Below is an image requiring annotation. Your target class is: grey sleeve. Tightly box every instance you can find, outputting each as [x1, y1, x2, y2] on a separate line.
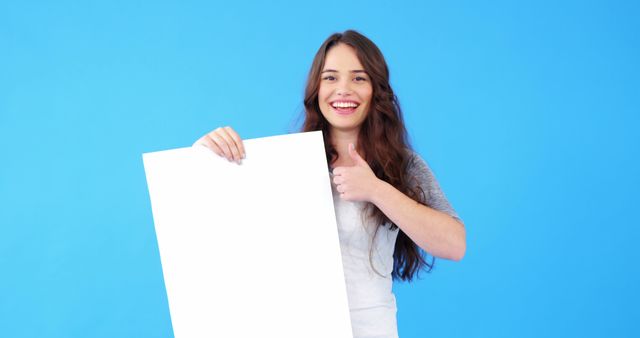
[406, 151, 463, 224]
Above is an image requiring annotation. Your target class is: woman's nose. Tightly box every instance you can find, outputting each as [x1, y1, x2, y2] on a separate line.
[336, 80, 353, 96]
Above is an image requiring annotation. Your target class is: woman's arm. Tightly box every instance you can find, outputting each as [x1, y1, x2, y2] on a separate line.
[332, 143, 466, 261]
[371, 180, 466, 261]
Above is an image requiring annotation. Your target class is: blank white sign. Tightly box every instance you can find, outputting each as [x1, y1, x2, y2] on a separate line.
[143, 131, 353, 338]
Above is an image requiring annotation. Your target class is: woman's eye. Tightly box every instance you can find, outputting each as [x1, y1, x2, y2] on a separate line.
[323, 76, 336, 81]
[354, 76, 367, 82]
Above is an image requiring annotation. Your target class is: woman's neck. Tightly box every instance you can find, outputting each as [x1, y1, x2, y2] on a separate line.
[330, 128, 359, 168]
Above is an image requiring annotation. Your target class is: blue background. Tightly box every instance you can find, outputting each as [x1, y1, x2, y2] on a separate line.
[1, 1, 639, 337]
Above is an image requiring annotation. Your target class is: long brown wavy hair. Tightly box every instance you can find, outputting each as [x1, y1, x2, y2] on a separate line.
[302, 30, 434, 281]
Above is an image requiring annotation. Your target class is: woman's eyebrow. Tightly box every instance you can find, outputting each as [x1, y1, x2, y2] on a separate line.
[321, 69, 367, 73]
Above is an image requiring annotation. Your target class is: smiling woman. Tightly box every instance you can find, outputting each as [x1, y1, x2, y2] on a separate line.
[194, 30, 466, 338]
[317, 43, 373, 132]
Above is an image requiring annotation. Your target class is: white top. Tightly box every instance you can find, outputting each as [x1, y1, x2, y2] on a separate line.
[330, 173, 400, 338]
[329, 151, 461, 338]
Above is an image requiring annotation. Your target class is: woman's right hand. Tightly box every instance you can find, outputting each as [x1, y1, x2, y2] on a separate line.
[193, 126, 246, 164]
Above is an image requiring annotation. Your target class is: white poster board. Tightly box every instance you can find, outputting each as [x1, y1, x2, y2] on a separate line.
[142, 131, 353, 338]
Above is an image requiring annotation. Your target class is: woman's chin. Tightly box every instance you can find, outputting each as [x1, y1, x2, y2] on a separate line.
[328, 120, 363, 133]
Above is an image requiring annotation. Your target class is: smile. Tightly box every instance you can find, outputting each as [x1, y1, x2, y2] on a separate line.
[330, 100, 360, 115]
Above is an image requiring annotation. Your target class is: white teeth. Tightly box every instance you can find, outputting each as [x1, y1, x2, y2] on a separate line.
[331, 101, 358, 108]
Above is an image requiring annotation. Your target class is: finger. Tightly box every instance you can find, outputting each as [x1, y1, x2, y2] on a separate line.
[348, 143, 367, 166]
[217, 127, 242, 163]
[336, 184, 345, 193]
[332, 167, 344, 176]
[198, 136, 224, 157]
[333, 176, 344, 185]
[207, 130, 234, 161]
[224, 126, 245, 159]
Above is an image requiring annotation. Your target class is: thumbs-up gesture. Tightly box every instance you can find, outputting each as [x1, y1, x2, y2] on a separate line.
[332, 143, 382, 202]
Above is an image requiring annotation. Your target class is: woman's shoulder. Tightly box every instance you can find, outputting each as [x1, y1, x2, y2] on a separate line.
[402, 148, 462, 221]
[402, 148, 441, 196]
[403, 148, 431, 176]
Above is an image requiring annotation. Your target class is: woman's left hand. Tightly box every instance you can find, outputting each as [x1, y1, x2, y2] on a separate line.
[332, 143, 383, 202]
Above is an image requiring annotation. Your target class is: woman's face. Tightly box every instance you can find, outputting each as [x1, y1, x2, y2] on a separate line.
[318, 43, 373, 134]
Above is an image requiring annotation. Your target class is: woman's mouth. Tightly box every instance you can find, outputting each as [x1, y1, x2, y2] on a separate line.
[330, 100, 360, 115]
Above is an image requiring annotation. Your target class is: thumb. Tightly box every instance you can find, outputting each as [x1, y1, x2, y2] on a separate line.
[348, 143, 367, 166]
